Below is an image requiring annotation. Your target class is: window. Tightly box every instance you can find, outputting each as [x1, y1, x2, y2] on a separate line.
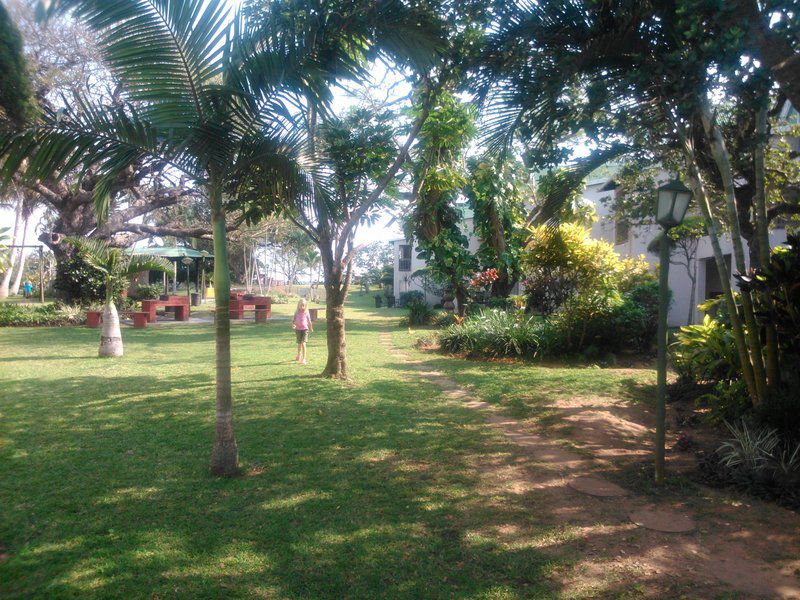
[399, 244, 411, 272]
[615, 219, 630, 245]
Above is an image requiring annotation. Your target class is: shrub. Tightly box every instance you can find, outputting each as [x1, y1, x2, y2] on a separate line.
[53, 253, 109, 305]
[0, 303, 85, 327]
[439, 309, 542, 358]
[701, 420, 800, 509]
[672, 315, 740, 383]
[431, 311, 458, 328]
[522, 223, 652, 316]
[399, 300, 435, 326]
[398, 290, 425, 308]
[270, 292, 290, 304]
[135, 283, 162, 300]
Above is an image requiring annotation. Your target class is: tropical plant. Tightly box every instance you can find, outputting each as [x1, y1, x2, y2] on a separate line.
[464, 157, 528, 297]
[672, 315, 741, 384]
[407, 92, 477, 317]
[66, 237, 170, 357]
[471, 0, 800, 408]
[1, 0, 312, 476]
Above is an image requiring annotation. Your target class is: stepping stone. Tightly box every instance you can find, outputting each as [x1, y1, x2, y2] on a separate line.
[568, 476, 628, 497]
[629, 507, 695, 533]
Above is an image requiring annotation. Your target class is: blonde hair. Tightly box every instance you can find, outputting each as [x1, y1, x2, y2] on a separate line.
[296, 298, 308, 313]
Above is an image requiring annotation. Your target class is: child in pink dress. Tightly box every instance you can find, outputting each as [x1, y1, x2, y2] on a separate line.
[292, 298, 314, 364]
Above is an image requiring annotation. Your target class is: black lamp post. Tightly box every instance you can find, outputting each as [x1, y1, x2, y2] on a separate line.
[654, 179, 692, 485]
[181, 256, 193, 301]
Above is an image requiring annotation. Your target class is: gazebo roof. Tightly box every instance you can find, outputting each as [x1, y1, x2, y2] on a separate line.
[132, 246, 212, 259]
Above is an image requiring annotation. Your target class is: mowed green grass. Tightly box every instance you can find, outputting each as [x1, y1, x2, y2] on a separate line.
[0, 295, 562, 599]
[391, 328, 656, 426]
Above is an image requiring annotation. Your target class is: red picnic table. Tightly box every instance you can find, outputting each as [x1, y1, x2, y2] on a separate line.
[141, 295, 190, 323]
[229, 293, 272, 322]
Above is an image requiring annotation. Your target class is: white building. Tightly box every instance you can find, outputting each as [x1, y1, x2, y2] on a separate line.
[391, 207, 480, 305]
[586, 177, 788, 326]
[392, 181, 789, 326]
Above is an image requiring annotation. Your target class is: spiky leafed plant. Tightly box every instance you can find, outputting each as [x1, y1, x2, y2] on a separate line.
[66, 237, 170, 357]
[0, 0, 314, 476]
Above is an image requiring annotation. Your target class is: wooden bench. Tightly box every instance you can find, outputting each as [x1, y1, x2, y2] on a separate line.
[86, 310, 150, 329]
[141, 295, 190, 323]
[229, 294, 272, 321]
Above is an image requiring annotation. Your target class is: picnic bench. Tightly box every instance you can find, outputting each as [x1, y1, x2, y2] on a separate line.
[141, 295, 190, 323]
[86, 310, 150, 329]
[229, 293, 272, 321]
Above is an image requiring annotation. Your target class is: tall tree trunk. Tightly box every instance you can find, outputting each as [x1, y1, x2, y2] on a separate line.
[680, 133, 760, 403]
[753, 101, 780, 390]
[10, 214, 29, 296]
[99, 299, 123, 357]
[454, 283, 468, 318]
[687, 260, 697, 326]
[209, 189, 238, 477]
[700, 101, 768, 404]
[0, 196, 23, 298]
[322, 268, 348, 379]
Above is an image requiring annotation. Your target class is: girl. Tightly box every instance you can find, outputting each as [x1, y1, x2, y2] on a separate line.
[292, 298, 313, 364]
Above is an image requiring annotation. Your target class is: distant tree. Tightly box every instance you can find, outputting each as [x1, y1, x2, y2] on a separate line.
[648, 216, 706, 325]
[354, 241, 393, 293]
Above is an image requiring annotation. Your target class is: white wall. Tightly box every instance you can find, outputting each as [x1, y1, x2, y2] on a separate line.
[587, 176, 788, 327]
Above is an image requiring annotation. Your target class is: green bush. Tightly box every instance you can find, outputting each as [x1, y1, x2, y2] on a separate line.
[53, 253, 109, 305]
[439, 309, 543, 358]
[702, 420, 800, 509]
[270, 292, 290, 304]
[399, 300, 435, 327]
[672, 315, 740, 383]
[0, 303, 85, 327]
[136, 283, 162, 300]
[398, 290, 425, 308]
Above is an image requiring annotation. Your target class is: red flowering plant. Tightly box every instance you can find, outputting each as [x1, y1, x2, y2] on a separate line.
[468, 268, 499, 302]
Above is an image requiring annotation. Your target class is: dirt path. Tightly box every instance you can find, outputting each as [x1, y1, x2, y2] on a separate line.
[379, 331, 800, 599]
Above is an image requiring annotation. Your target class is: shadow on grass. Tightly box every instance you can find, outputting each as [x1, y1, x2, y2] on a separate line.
[0, 364, 558, 599]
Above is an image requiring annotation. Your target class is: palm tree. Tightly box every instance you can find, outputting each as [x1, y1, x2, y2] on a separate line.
[66, 237, 170, 357]
[1, 0, 313, 476]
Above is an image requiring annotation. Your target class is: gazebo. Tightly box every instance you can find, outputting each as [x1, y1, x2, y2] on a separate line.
[131, 246, 213, 301]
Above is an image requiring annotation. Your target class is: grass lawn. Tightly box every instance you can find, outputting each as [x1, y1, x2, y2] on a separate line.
[391, 327, 657, 425]
[1, 294, 567, 599]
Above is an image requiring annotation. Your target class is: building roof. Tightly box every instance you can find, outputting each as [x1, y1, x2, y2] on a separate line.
[132, 246, 212, 259]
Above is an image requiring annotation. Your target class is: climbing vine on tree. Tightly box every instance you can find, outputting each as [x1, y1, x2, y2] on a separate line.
[407, 92, 477, 315]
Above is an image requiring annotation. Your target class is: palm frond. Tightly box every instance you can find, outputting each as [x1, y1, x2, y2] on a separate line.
[531, 143, 633, 228]
[39, 0, 231, 126]
[63, 236, 112, 274]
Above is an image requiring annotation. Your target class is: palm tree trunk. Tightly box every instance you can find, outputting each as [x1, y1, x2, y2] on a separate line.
[99, 299, 123, 357]
[209, 189, 239, 477]
[10, 214, 29, 296]
[700, 101, 768, 404]
[688, 260, 697, 326]
[0, 196, 23, 299]
[753, 101, 780, 390]
[680, 134, 760, 403]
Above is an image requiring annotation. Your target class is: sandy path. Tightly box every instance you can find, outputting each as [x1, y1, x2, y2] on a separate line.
[379, 330, 800, 599]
